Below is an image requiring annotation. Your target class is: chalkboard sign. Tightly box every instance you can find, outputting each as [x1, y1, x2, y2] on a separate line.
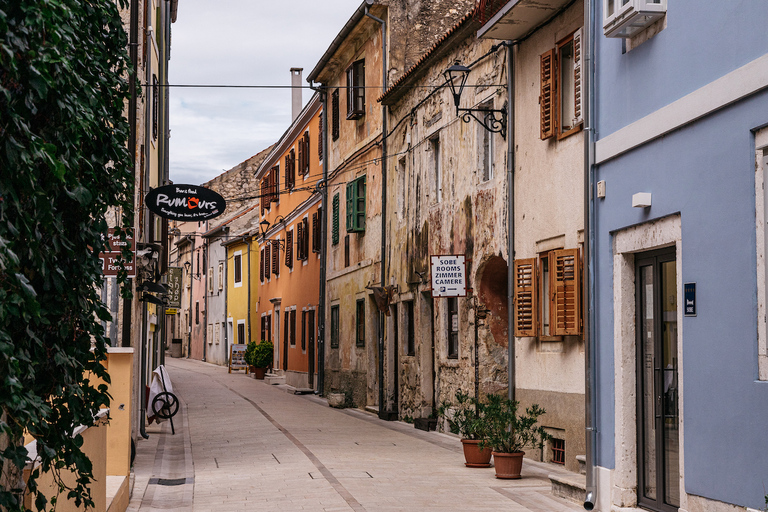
[229, 344, 248, 374]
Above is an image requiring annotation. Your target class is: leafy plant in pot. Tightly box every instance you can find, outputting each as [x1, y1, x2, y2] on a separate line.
[438, 390, 491, 467]
[480, 393, 550, 479]
[244, 340, 273, 379]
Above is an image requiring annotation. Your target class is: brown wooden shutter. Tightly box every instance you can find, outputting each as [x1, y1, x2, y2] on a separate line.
[303, 131, 310, 175]
[551, 248, 581, 336]
[271, 166, 279, 203]
[514, 258, 538, 337]
[297, 142, 304, 183]
[265, 243, 271, 279]
[318, 114, 323, 160]
[302, 217, 309, 260]
[260, 248, 265, 282]
[272, 240, 279, 276]
[312, 210, 320, 253]
[297, 220, 304, 261]
[286, 230, 293, 268]
[573, 28, 583, 126]
[285, 154, 293, 190]
[540, 49, 555, 140]
[331, 89, 340, 140]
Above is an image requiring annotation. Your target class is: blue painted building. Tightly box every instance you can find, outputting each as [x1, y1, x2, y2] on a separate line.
[591, 1, 768, 511]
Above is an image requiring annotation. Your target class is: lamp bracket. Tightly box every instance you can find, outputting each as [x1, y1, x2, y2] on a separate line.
[457, 105, 507, 139]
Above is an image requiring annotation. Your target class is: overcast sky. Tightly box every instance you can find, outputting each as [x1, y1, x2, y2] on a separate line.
[168, 0, 361, 186]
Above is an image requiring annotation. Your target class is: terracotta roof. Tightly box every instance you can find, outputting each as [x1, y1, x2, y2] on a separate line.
[202, 203, 259, 238]
[377, 7, 479, 104]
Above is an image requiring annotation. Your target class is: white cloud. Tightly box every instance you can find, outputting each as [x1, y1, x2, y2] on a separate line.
[169, 0, 361, 185]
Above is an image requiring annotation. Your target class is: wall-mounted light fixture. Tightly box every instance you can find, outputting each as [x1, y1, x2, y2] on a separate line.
[259, 216, 286, 249]
[444, 62, 507, 139]
[182, 260, 201, 281]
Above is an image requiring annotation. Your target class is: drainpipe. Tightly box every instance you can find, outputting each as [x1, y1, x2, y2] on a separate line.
[308, 84, 328, 395]
[139, 298, 149, 439]
[124, 0, 139, 349]
[583, 0, 597, 509]
[187, 236, 195, 357]
[247, 236, 252, 345]
[223, 232, 229, 364]
[203, 236, 208, 362]
[365, 4, 389, 420]
[506, 41, 516, 402]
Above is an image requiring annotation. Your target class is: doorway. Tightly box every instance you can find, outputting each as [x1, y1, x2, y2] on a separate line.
[635, 248, 679, 512]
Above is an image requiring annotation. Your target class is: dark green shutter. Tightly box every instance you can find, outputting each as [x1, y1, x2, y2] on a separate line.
[356, 176, 366, 232]
[346, 181, 355, 232]
[332, 193, 340, 245]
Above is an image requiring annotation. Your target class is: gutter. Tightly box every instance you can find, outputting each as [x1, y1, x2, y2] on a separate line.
[365, 4, 390, 420]
[307, 3, 369, 83]
[583, 0, 597, 508]
[506, 42, 516, 402]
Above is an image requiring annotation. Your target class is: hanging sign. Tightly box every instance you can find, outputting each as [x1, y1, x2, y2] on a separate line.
[430, 255, 467, 298]
[145, 184, 226, 221]
[166, 267, 182, 308]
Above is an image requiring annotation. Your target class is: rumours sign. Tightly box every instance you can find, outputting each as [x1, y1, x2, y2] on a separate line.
[145, 184, 226, 221]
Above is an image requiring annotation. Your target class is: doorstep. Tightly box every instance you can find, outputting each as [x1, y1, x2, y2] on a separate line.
[549, 470, 587, 505]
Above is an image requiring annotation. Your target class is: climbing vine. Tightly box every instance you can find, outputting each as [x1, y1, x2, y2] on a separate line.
[0, 0, 133, 510]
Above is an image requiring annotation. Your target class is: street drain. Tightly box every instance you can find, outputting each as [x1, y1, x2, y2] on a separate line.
[148, 477, 193, 486]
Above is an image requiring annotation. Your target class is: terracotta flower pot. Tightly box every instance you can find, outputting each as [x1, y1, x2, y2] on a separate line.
[461, 439, 492, 467]
[251, 367, 266, 379]
[492, 451, 525, 479]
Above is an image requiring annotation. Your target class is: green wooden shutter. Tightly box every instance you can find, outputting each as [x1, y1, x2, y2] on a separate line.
[332, 193, 339, 245]
[346, 181, 355, 232]
[356, 176, 366, 232]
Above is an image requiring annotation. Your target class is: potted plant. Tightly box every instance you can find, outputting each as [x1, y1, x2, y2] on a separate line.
[480, 393, 550, 479]
[245, 340, 273, 379]
[438, 390, 491, 467]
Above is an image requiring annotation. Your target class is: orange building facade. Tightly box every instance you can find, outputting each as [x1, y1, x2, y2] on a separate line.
[255, 92, 323, 390]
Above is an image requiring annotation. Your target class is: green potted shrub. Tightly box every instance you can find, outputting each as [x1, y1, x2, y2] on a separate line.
[438, 390, 491, 467]
[245, 340, 273, 379]
[480, 393, 550, 479]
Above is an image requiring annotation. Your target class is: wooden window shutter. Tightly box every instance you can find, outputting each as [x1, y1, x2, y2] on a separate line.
[297, 220, 304, 260]
[271, 166, 279, 203]
[302, 217, 309, 260]
[261, 178, 268, 214]
[285, 153, 293, 190]
[514, 258, 538, 337]
[260, 248, 265, 282]
[297, 143, 304, 183]
[303, 131, 310, 175]
[265, 243, 271, 279]
[272, 241, 279, 276]
[332, 193, 340, 245]
[540, 49, 555, 140]
[572, 28, 583, 126]
[356, 176, 366, 232]
[318, 115, 323, 160]
[346, 181, 355, 232]
[331, 89, 340, 141]
[312, 210, 320, 253]
[286, 230, 293, 268]
[551, 248, 581, 336]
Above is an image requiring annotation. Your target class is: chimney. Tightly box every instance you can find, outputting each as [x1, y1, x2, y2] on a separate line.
[290, 68, 303, 121]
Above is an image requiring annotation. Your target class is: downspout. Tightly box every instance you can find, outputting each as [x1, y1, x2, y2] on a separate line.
[247, 236, 252, 345]
[139, 298, 149, 438]
[223, 233, 228, 364]
[124, 0, 139, 348]
[506, 42, 516, 402]
[203, 235, 208, 362]
[188, 236, 195, 357]
[308, 84, 328, 396]
[365, 5, 389, 420]
[163, 0, 171, 186]
[583, 0, 597, 508]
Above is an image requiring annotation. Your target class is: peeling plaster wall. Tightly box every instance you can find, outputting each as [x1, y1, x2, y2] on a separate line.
[383, 31, 510, 420]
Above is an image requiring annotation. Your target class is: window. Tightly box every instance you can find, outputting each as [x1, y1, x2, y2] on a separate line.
[265, 244, 271, 280]
[218, 262, 223, 290]
[301, 131, 310, 176]
[312, 209, 321, 254]
[260, 314, 272, 343]
[431, 137, 442, 203]
[332, 193, 340, 245]
[346, 59, 365, 120]
[234, 251, 242, 287]
[208, 267, 213, 293]
[551, 438, 566, 465]
[285, 230, 294, 269]
[346, 175, 366, 233]
[344, 234, 350, 268]
[330, 305, 340, 349]
[356, 299, 365, 347]
[195, 301, 199, 325]
[286, 150, 295, 190]
[603, 0, 666, 38]
[290, 309, 296, 346]
[237, 321, 246, 344]
[513, 248, 582, 337]
[331, 89, 340, 141]
[447, 297, 458, 358]
[301, 310, 307, 351]
[297, 217, 309, 261]
[540, 29, 583, 140]
[480, 103, 494, 181]
[260, 248, 265, 282]
[405, 301, 415, 356]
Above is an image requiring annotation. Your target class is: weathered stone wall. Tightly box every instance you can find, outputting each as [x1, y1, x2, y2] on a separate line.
[203, 144, 274, 213]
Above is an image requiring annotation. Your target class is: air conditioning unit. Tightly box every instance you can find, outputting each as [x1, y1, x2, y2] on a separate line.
[604, 0, 666, 38]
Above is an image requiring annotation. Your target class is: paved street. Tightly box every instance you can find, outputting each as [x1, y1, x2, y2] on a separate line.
[128, 358, 583, 512]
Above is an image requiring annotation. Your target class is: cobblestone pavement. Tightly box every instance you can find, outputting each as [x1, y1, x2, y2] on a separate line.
[128, 358, 584, 512]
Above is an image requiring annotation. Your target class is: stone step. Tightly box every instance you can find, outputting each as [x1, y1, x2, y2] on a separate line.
[576, 454, 586, 475]
[264, 373, 285, 385]
[549, 471, 587, 505]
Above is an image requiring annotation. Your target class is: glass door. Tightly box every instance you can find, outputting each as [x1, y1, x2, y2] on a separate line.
[636, 249, 679, 512]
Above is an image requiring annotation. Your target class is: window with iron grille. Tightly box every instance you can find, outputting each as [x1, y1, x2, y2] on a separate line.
[331, 89, 339, 141]
[332, 193, 340, 245]
[330, 305, 339, 349]
[551, 438, 565, 465]
[346, 59, 365, 120]
[356, 299, 365, 347]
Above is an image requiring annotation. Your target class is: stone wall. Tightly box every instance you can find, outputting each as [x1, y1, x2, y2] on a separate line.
[203, 144, 274, 213]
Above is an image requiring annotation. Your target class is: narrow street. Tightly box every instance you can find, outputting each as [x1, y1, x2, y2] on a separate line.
[127, 358, 583, 512]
